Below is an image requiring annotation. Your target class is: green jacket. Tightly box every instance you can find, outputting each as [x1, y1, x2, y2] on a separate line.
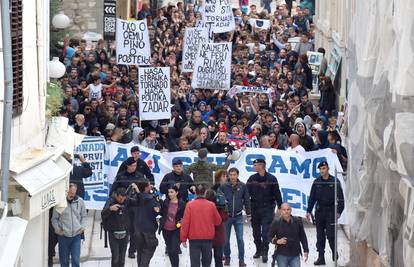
[185, 159, 231, 188]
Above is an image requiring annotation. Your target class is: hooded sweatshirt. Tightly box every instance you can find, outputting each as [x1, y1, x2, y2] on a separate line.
[294, 122, 315, 151]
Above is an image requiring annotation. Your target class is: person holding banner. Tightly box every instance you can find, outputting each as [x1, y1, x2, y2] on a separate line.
[246, 158, 283, 263]
[70, 154, 93, 199]
[306, 161, 345, 265]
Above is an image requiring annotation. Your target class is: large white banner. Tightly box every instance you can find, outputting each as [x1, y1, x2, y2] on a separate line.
[138, 67, 170, 120]
[116, 19, 151, 65]
[203, 0, 235, 33]
[191, 42, 232, 90]
[103, 143, 346, 223]
[73, 136, 107, 209]
[182, 27, 209, 73]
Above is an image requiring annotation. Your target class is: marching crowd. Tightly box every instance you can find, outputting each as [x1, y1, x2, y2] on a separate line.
[50, 0, 348, 267]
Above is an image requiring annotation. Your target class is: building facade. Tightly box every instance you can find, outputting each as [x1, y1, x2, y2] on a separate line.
[0, 0, 78, 266]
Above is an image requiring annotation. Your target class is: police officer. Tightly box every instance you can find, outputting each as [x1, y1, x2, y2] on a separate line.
[185, 148, 231, 188]
[112, 157, 141, 259]
[159, 159, 195, 202]
[306, 161, 345, 265]
[117, 146, 154, 185]
[246, 158, 283, 263]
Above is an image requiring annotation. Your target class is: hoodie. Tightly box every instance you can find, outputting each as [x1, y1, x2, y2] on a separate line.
[294, 121, 315, 151]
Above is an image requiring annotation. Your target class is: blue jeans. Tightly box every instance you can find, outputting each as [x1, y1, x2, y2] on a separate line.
[58, 234, 81, 267]
[276, 255, 300, 267]
[224, 215, 244, 260]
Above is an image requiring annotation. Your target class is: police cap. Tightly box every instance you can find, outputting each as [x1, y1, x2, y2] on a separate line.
[317, 161, 329, 168]
[172, 159, 183, 165]
[253, 158, 266, 164]
[125, 157, 136, 166]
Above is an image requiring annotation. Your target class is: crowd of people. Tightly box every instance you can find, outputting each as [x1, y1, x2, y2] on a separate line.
[49, 0, 349, 267]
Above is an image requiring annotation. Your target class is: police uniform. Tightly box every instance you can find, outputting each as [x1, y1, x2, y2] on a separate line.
[246, 159, 283, 262]
[307, 161, 344, 264]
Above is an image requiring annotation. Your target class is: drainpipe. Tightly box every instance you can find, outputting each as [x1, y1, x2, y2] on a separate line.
[0, 0, 14, 202]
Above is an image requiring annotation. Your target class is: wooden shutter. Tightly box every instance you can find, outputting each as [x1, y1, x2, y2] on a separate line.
[10, 0, 23, 115]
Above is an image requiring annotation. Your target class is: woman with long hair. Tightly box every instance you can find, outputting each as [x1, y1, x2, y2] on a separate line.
[159, 186, 186, 267]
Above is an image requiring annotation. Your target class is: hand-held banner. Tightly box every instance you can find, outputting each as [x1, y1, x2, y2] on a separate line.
[182, 27, 209, 73]
[203, 0, 235, 33]
[191, 42, 232, 90]
[116, 19, 151, 65]
[138, 67, 171, 120]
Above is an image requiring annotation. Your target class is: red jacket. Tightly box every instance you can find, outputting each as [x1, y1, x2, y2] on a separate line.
[180, 198, 222, 242]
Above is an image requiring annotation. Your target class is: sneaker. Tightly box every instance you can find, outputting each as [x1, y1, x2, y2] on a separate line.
[224, 258, 230, 266]
[262, 254, 268, 263]
[314, 256, 326, 265]
[253, 251, 261, 259]
[239, 260, 246, 267]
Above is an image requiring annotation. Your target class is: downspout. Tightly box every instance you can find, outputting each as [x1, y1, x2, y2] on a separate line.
[0, 0, 14, 202]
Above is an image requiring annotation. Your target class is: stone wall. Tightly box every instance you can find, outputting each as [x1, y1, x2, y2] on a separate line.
[61, 0, 103, 39]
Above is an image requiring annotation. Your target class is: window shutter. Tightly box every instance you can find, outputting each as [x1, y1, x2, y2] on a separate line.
[10, 0, 23, 115]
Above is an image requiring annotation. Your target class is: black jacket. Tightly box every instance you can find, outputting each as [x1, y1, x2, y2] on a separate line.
[268, 216, 309, 257]
[220, 180, 251, 217]
[307, 175, 345, 214]
[246, 172, 283, 209]
[159, 198, 186, 233]
[101, 197, 130, 232]
[159, 171, 194, 201]
[299, 134, 315, 152]
[69, 162, 93, 199]
[207, 142, 231, 154]
[130, 192, 160, 233]
[111, 170, 140, 195]
[117, 158, 154, 185]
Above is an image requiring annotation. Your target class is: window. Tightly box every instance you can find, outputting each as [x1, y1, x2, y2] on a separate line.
[10, 0, 23, 115]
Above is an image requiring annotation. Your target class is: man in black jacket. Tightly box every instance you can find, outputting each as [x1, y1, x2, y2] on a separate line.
[294, 122, 314, 152]
[268, 203, 309, 267]
[101, 187, 130, 267]
[247, 158, 283, 263]
[130, 178, 161, 267]
[159, 159, 195, 202]
[306, 161, 344, 265]
[221, 168, 251, 267]
[70, 154, 93, 199]
[117, 146, 154, 185]
[208, 131, 231, 154]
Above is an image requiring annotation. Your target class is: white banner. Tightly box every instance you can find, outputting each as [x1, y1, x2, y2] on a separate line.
[116, 19, 151, 65]
[203, 0, 235, 33]
[138, 67, 170, 120]
[103, 143, 346, 223]
[74, 136, 107, 209]
[182, 27, 209, 73]
[227, 85, 272, 98]
[191, 42, 232, 90]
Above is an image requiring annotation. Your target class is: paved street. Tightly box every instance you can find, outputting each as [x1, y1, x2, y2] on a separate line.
[56, 211, 350, 267]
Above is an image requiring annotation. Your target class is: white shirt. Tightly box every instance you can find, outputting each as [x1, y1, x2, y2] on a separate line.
[287, 145, 306, 154]
[88, 83, 102, 100]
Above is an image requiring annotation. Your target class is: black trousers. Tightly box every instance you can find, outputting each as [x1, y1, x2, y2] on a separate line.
[163, 229, 180, 267]
[108, 232, 128, 267]
[128, 208, 136, 254]
[213, 245, 224, 267]
[315, 207, 336, 255]
[251, 205, 274, 255]
[189, 240, 213, 267]
[135, 232, 158, 267]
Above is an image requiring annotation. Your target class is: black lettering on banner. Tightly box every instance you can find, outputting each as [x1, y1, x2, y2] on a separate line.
[139, 68, 170, 117]
[193, 43, 231, 89]
[117, 19, 150, 65]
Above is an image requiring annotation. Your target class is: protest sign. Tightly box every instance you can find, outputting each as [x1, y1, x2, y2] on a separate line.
[138, 67, 170, 120]
[203, 0, 235, 33]
[116, 19, 151, 65]
[227, 85, 272, 98]
[191, 42, 232, 90]
[73, 136, 107, 209]
[103, 144, 347, 223]
[182, 27, 209, 72]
